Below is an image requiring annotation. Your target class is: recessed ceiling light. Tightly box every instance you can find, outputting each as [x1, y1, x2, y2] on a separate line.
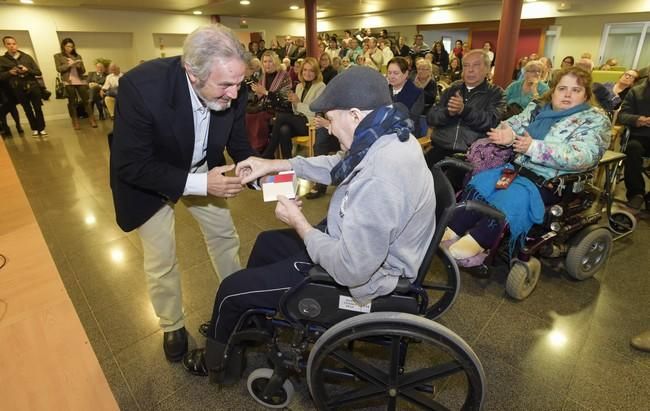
[192, 10, 202, 15]
[289, 5, 299, 10]
[240, 0, 250, 5]
[20, 0, 34, 4]
[431, 6, 441, 10]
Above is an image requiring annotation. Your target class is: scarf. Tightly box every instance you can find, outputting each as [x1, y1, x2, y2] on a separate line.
[413, 75, 432, 89]
[330, 103, 413, 185]
[468, 164, 545, 256]
[526, 103, 589, 140]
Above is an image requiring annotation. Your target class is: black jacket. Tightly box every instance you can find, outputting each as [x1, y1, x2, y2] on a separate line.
[427, 80, 505, 152]
[0, 50, 42, 92]
[617, 78, 650, 138]
[109, 57, 255, 232]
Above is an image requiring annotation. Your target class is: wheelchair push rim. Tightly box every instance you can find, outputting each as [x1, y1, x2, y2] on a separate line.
[307, 312, 485, 411]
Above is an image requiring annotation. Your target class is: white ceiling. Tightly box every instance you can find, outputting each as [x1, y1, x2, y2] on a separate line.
[8, 0, 650, 20]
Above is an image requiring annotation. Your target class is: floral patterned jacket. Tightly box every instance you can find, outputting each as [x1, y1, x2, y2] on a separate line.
[508, 102, 611, 180]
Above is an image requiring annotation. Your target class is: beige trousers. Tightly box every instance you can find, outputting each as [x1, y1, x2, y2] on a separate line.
[137, 194, 242, 332]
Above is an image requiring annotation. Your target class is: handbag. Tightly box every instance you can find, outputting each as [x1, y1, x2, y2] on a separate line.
[55, 76, 66, 99]
[35, 77, 51, 101]
[466, 137, 513, 176]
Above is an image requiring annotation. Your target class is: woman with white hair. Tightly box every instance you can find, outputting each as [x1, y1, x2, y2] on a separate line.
[504, 60, 550, 118]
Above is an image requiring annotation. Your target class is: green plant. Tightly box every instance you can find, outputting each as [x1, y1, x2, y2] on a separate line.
[94, 57, 112, 68]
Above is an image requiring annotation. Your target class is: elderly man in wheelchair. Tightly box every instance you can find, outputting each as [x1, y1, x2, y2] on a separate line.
[182, 67, 486, 409]
[441, 66, 615, 299]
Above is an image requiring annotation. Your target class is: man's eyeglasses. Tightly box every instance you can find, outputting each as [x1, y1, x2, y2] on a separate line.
[623, 72, 638, 79]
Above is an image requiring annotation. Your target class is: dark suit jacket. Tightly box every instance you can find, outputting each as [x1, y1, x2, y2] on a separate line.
[110, 56, 255, 232]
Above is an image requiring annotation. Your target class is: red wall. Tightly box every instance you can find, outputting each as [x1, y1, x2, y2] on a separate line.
[471, 28, 543, 64]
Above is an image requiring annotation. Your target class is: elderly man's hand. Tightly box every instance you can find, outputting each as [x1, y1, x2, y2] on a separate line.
[447, 90, 464, 116]
[275, 196, 313, 238]
[207, 164, 245, 198]
[235, 157, 292, 185]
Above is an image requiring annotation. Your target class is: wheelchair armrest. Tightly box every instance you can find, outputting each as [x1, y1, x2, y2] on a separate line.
[462, 200, 506, 221]
[435, 157, 474, 173]
[546, 170, 595, 186]
[307, 265, 336, 284]
[307, 265, 413, 293]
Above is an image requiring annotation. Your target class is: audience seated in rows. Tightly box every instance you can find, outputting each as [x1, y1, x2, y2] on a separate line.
[262, 57, 327, 160]
[245, 50, 291, 154]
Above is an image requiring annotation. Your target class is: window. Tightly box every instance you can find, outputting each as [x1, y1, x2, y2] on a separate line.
[599, 22, 649, 69]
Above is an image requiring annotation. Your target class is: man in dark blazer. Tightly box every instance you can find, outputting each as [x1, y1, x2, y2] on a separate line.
[110, 24, 256, 362]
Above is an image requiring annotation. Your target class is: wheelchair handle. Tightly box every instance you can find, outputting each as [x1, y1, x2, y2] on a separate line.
[462, 200, 506, 221]
[435, 157, 474, 173]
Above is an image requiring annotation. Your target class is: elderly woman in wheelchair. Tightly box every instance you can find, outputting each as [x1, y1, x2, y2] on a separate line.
[181, 67, 486, 409]
[442, 66, 611, 299]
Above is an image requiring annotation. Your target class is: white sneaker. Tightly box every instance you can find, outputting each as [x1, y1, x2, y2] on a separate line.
[32, 130, 39, 137]
[39, 130, 48, 136]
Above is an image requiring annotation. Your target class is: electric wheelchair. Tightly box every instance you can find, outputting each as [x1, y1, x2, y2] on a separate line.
[214, 164, 488, 410]
[440, 152, 636, 301]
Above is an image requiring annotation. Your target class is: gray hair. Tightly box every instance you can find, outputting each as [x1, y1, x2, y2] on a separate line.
[463, 49, 491, 69]
[182, 24, 251, 87]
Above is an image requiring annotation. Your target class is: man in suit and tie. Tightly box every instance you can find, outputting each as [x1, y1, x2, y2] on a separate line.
[110, 24, 256, 362]
[280, 36, 296, 60]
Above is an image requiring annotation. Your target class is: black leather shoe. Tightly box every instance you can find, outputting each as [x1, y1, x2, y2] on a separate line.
[183, 349, 209, 376]
[163, 327, 188, 362]
[199, 322, 210, 338]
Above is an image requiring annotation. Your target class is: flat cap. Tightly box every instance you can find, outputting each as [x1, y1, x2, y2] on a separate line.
[310, 66, 392, 112]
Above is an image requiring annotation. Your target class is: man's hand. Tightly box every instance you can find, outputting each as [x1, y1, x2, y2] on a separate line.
[207, 164, 244, 198]
[275, 196, 313, 238]
[312, 116, 330, 130]
[235, 157, 292, 185]
[9, 67, 18, 76]
[447, 90, 464, 116]
[636, 116, 650, 127]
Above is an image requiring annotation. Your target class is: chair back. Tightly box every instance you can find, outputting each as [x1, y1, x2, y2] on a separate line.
[414, 164, 456, 286]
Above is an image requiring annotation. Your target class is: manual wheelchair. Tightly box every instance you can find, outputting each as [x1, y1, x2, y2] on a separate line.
[213, 164, 488, 410]
[439, 150, 636, 301]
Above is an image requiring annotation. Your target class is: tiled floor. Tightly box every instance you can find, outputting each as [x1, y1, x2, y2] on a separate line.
[3, 119, 649, 410]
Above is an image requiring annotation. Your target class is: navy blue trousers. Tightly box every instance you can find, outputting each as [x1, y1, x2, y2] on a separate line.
[206, 229, 311, 344]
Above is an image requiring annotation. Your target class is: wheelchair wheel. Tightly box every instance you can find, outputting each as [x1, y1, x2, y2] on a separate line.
[505, 257, 541, 300]
[565, 227, 612, 280]
[307, 312, 485, 410]
[246, 368, 295, 409]
[423, 247, 461, 320]
[609, 210, 637, 235]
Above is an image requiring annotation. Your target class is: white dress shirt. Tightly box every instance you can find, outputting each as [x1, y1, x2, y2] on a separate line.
[183, 74, 211, 196]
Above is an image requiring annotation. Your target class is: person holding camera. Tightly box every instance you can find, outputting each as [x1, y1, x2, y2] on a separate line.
[0, 36, 46, 137]
[54, 37, 96, 130]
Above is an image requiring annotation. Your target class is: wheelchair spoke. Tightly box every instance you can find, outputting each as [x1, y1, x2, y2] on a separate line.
[326, 384, 388, 408]
[388, 396, 397, 411]
[400, 388, 448, 411]
[331, 348, 387, 386]
[398, 360, 464, 390]
[389, 336, 402, 384]
[422, 281, 456, 292]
